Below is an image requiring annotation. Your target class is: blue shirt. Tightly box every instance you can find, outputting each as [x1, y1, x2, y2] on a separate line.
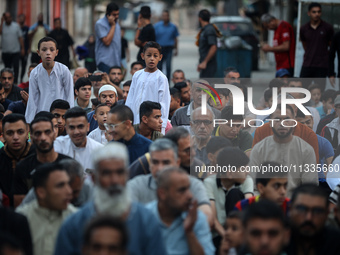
[317, 134, 334, 180]
[87, 110, 98, 132]
[7, 100, 25, 114]
[316, 106, 327, 119]
[1, 99, 12, 110]
[54, 201, 167, 255]
[116, 133, 152, 165]
[95, 16, 121, 67]
[154, 21, 179, 47]
[146, 200, 215, 255]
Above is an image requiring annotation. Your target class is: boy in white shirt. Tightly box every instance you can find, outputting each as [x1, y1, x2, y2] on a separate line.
[126, 41, 170, 134]
[25, 36, 74, 123]
[88, 104, 110, 145]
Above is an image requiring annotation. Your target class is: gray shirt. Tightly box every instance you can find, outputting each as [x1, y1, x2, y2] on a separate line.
[127, 173, 210, 206]
[1, 21, 22, 53]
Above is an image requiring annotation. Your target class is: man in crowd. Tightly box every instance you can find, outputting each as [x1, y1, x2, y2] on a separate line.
[300, 2, 334, 91]
[197, 9, 218, 78]
[17, 14, 29, 84]
[0, 12, 24, 84]
[0, 83, 12, 110]
[12, 116, 70, 207]
[0, 114, 34, 203]
[48, 17, 75, 68]
[54, 107, 103, 173]
[95, 2, 121, 73]
[16, 162, 77, 255]
[147, 167, 215, 254]
[191, 107, 214, 165]
[127, 138, 212, 226]
[261, 14, 295, 75]
[171, 80, 220, 130]
[250, 105, 318, 196]
[154, 10, 179, 81]
[82, 215, 128, 255]
[130, 61, 144, 77]
[224, 67, 241, 84]
[74, 78, 93, 113]
[106, 105, 151, 164]
[108, 66, 124, 97]
[1, 68, 22, 101]
[287, 184, 340, 254]
[169, 87, 182, 120]
[117, 80, 131, 105]
[134, 101, 163, 141]
[73, 67, 88, 85]
[54, 142, 167, 255]
[172, 69, 186, 85]
[174, 81, 191, 106]
[50, 99, 70, 137]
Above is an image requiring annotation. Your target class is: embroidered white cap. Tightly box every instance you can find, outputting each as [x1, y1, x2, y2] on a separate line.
[99, 84, 117, 96]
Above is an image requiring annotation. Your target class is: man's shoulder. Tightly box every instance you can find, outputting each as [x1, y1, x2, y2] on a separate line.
[291, 136, 314, 151]
[87, 137, 104, 148]
[174, 105, 189, 116]
[128, 174, 151, 186]
[95, 17, 108, 26]
[87, 110, 95, 118]
[136, 133, 152, 145]
[203, 174, 217, 185]
[16, 153, 37, 168]
[16, 200, 36, 215]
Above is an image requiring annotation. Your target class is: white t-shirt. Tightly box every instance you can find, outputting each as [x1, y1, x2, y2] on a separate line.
[88, 127, 108, 145]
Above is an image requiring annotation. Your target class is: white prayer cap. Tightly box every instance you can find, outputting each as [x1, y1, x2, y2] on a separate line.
[99, 84, 117, 96]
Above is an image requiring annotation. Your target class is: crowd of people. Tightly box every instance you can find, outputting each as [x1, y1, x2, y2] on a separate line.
[1, 1, 340, 255]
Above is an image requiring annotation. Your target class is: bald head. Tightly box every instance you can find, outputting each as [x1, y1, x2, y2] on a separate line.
[73, 67, 88, 84]
[157, 167, 188, 190]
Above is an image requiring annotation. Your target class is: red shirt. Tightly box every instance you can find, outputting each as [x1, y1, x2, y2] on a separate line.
[18, 81, 29, 89]
[273, 21, 295, 70]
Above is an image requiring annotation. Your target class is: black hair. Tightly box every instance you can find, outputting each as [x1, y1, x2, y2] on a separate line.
[54, 17, 61, 22]
[174, 82, 188, 92]
[109, 66, 122, 73]
[30, 116, 53, 132]
[224, 67, 238, 77]
[269, 78, 285, 89]
[255, 161, 288, 186]
[214, 88, 229, 98]
[321, 89, 336, 103]
[123, 80, 132, 87]
[91, 98, 99, 108]
[83, 215, 128, 250]
[35, 111, 56, 120]
[291, 183, 329, 207]
[0, 112, 4, 121]
[170, 87, 181, 100]
[0, 232, 23, 254]
[32, 162, 67, 189]
[308, 2, 321, 11]
[0, 105, 4, 114]
[243, 200, 285, 227]
[0, 83, 2, 91]
[38, 36, 58, 50]
[271, 104, 294, 117]
[308, 83, 321, 92]
[198, 9, 211, 22]
[220, 105, 243, 121]
[296, 107, 311, 119]
[109, 105, 134, 123]
[142, 41, 162, 54]
[288, 77, 303, 87]
[228, 210, 243, 220]
[106, 2, 119, 15]
[95, 103, 110, 114]
[206, 136, 232, 154]
[216, 147, 249, 169]
[140, 6, 151, 19]
[264, 88, 273, 103]
[2, 114, 26, 129]
[139, 101, 161, 123]
[164, 127, 190, 145]
[29, 63, 38, 69]
[75, 77, 92, 91]
[50, 99, 70, 112]
[130, 61, 144, 70]
[173, 69, 184, 75]
[64, 107, 88, 121]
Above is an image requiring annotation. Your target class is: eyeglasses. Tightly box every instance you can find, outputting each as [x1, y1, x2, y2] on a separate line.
[191, 120, 213, 126]
[104, 121, 125, 131]
[293, 205, 326, 216]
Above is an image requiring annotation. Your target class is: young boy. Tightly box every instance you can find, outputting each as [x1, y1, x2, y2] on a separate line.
[74, 77, 92, 113]
[308, 83, 322, 108]
[25, 37, 74, 123]
[125, 41, 170, 134]
[88, 104, 110, 145]
[316, 89, 336, 119]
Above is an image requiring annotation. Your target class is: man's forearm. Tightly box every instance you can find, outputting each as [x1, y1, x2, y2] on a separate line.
[102, 25, 115, 46]
[202, 45, 217, 64]
[185, 231, 204, 255]
[134, 29, 143, 47]
[270, 41, 290, 52]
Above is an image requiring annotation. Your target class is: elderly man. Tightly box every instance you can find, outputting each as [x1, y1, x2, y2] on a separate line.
[54, 143, 167, 255]
[1, 68, 22, 101]
[191, 107, 214, 165]
[127, 138, 213, 226]
[147, 167, 215, 254]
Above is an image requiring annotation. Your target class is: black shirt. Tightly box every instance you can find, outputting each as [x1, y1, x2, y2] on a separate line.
[48, 28, 74, 61]
[329, 31, 340, 77]
[7, 85, 23, 102]
[198, 23, 217, 64]
[137, 24, 156, 62]
[12, 153, 71, 195]
[121, 37, 128, 59]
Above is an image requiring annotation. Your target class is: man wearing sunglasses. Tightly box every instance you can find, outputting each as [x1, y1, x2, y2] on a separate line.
[287, 184, 340, 254]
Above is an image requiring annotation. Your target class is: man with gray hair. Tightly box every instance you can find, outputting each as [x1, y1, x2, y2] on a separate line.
[127, 138, 213, 226]
[146, 167, 215, 254]
[17, 159, 92, 208]
[54, 143, 166, 255]
[261, 13, 295, 75]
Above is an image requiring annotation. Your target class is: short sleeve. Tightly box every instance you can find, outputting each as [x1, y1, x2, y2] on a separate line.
[280, 24, 291, 42]
[300, 26, 306, 42]
[203, 177, 216, 201]
[95, 21, 109, 40]
[240, 175, 254, 194]
[190, 177, 210, 206]
[206, 26, 217, 46]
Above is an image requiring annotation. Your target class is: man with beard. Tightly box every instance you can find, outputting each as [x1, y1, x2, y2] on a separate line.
[108, 66, 123, 88]
[249, 105, 318, 197]
[191, 107, 214, 165]
[146, 167, 215, 255]
[54, 142, 167, 255]
[12, 116, 70, 207]
[286, 184, 340, 254]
